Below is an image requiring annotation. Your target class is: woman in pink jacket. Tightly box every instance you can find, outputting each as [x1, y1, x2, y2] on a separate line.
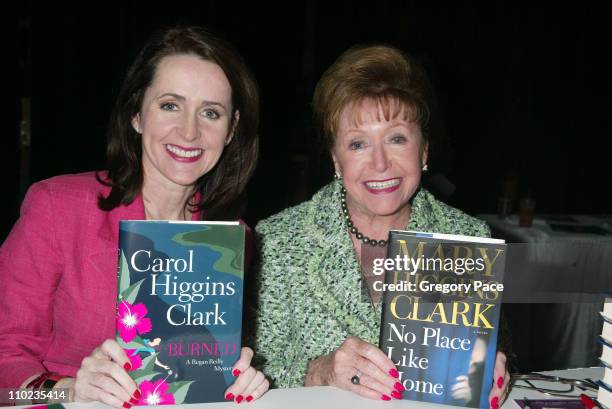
[0, 26, 268, 406]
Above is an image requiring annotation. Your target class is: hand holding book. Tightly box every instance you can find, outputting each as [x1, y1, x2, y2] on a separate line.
[224, 347, 270, 403]
[304, 336, 405, 401]
[67, 338, 140, 408]
[487, 352, 511, 409]
[55, 341, 267, 407]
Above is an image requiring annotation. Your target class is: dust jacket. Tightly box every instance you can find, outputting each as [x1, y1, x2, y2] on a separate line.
[379, 230, 506, 408]
[115, 220, 245, 404]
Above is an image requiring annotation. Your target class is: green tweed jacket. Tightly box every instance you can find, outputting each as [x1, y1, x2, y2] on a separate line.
[254, 180, 490, 388]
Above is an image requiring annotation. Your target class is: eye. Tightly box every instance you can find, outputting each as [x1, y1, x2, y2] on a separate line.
[389, 134, 407, 144]
[160, 102, 179, 111]
[349, 140, 366, 150]
[203, 109, 220, 120]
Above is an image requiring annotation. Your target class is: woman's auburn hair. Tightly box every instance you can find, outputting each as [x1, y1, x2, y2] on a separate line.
[97, 26, 259, 220]
[312, 44, 432, 150]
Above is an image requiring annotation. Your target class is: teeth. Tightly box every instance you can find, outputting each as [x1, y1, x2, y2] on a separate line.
[365, 179, 400, 189]
[166, 145, 202, 158]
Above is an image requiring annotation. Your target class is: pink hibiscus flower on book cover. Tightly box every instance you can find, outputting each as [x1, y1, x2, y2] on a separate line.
[117, 301, 152, 343]
[137, 379, 175, 405]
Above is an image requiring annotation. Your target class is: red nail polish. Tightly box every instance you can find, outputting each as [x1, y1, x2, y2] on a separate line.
[497, 376, 503, 388]
[394, 382, 405, 392]
[232, 369, 241, 377]
[391, 390, 402, 399]
[225, 393, 234, 401]
[388, 368, 399, 378]
[491, 396, 499, 408]
[381, 394, 391, 401]
[122, 403, 132, 409]
[129, 398, 139, 405]
[246, 396, 253, 402]
[133, 390, 141, 399]
[236, 395, 244, 403]
[124, 362, 132, 371]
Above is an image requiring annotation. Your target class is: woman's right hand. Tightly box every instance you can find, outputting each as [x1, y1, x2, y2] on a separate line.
[304, 336, 404, 401]
[67, 339, 139, 408]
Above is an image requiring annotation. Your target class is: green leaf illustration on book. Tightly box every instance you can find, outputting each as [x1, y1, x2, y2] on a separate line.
[133, 353, 162, 383]
[119, 251, 130, 291]
[119, 278, 145, 305]
[167, 381, 195, 405]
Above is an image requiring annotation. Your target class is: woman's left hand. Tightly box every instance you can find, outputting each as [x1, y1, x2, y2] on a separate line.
[224, 347, 269, 403]
[488, 352, 510, 409]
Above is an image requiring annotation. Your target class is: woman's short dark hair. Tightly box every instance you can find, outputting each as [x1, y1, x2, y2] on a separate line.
[313, 44, 431, 150]
[98, 26, 259, 219]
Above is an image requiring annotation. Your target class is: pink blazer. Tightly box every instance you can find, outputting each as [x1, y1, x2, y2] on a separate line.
[0, 172, 251, 388]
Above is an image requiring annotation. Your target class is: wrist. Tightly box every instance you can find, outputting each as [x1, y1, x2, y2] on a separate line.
[53, 377, 75, 403]
[305, 355, 330, 387]
[25, 372, 68, 404]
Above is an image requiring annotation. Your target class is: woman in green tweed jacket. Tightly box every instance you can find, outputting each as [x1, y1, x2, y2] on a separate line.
[254, 44, 509, 406]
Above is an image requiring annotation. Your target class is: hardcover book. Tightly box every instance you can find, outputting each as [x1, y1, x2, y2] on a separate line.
[379, 230, 506, 408]
[601, 338, 612, 368]
[603, 320, 612, 344]
[598, 381, 612, 409]
[115, 220, 245, 404]
[602, 296, 612, 323]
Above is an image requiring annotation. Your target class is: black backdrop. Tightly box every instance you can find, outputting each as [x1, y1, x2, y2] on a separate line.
[3, 1, 611, 240]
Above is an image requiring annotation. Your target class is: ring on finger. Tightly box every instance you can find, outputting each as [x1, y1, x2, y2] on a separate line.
[351, 369, 361, 385]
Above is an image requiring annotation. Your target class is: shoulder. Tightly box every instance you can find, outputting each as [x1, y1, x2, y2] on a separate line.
[32, 171, 109, 197]
[412, 188, 490, 237]
[22, 171, 109, 215]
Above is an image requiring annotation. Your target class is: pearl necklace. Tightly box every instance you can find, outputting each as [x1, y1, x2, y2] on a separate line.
[340, 186, 388, 247]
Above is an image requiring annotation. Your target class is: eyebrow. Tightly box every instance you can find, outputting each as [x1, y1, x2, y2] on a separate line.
[156, 93, 228, 110]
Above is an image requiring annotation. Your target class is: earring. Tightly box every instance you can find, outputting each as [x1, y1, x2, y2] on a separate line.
[334, 171, 342, 180]
[422, 164, 428, 172]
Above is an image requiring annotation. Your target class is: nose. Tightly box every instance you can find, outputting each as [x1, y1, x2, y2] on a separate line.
[180, 112, 200, 142]
[371, 144, 390, 173]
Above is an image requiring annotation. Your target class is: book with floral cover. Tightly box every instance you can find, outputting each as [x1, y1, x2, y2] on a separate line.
[379, 230, 505, 409]
[115, 220, 244, 404]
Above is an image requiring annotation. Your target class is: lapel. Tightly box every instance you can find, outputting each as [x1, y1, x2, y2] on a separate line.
[89, 194, 146, 287]
[299, 184, 437, 343]
[302, 181, 380, 343]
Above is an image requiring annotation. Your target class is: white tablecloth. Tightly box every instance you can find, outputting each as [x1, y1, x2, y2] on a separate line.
[8, 368, 604, 409]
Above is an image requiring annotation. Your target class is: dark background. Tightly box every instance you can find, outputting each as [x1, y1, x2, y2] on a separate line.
[4, 1, 611, 239]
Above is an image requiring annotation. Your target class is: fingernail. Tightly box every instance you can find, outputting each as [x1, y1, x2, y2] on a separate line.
[391, 390, 402, 399]
[388, 368, 399, 378]
[246, 396, 253, 402]
[381, 394, 391, 401]
[124, 362, 132, 371]
[225, 393, 234, 401]
[236, 395, 244, 403]
[129, 398, 139, 405]
[491, 396, 499, 408]
[232, 369, 241, 377]
[497, 376, 503, 388]
[133, 390, 141, 399]
[394, 381, 405, 392]
[122, 403, 132, 409]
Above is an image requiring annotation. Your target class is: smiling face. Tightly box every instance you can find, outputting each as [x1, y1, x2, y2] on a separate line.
[133, 54, 236, 189]
[332, 98, 427, 219]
